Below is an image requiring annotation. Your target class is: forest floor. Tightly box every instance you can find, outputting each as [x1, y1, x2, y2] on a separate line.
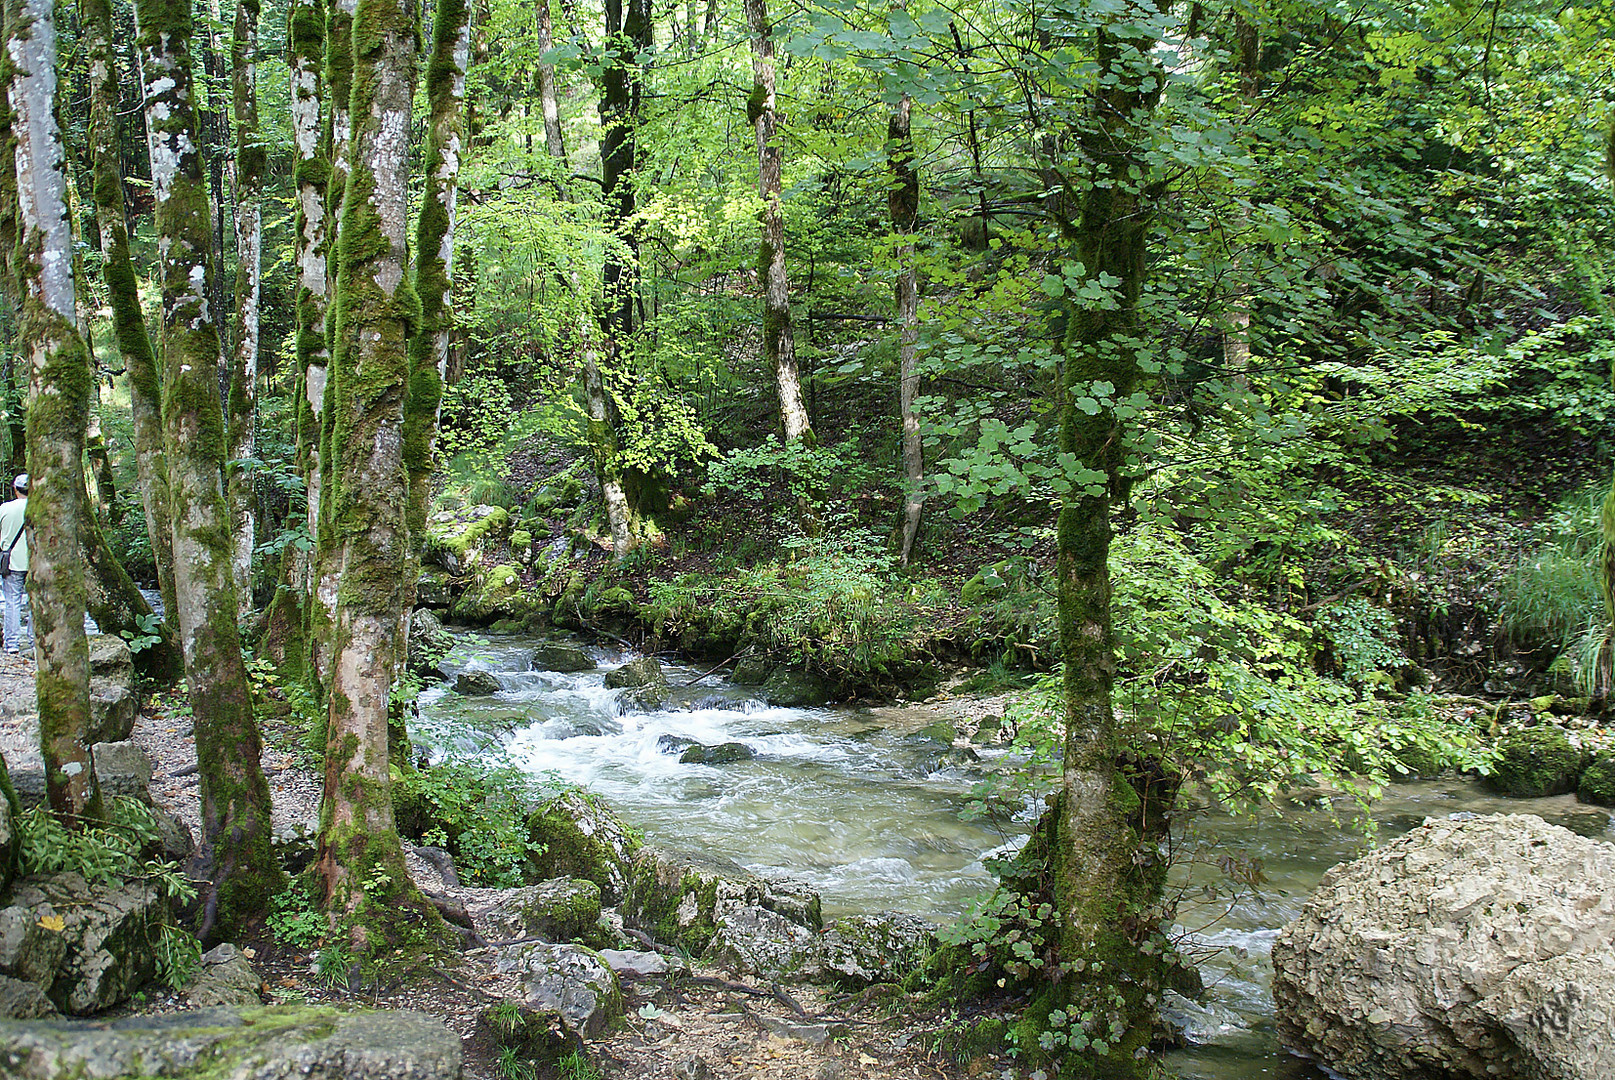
[0, 650, 1001, 1080]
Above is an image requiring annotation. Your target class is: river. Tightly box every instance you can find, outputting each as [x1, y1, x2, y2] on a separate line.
[415, 632, 1615, 1079]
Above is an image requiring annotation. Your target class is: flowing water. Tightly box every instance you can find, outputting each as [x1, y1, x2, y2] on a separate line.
[416, 632, 1615, 1080]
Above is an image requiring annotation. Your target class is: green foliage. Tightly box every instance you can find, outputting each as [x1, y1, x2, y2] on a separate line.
[267, 878, 328, 950]
[1316, 597, 1406, 688]
[1500, 488, 1607, 676]
[120, 612, 166, 656]
[556, 1051, 602, 1080]
[392, 759, 558, 887]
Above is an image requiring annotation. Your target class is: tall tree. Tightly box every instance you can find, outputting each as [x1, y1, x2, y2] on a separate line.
[8, 0, 101, 822]
[742, 0, 811, 443]
[1044, 0, 1177, 1070]
[135, 0, 279, 940]
[228, 0, 264, 616]
[537, 0, 564, 164]
[315, 0, 445, 946]
[888, 89, 922, 563]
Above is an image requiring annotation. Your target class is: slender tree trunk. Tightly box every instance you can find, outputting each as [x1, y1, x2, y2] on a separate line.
[405, 0, 469, 600]
[1599, 120, 1615, 688]
[310, 0, 360, 689]
[888, 91, 922, 564]
[228, 0, 264, 618]
[315, 0, 445, 948]
[742, 0, 810, 444]
[1220, 13, 1258, 381]
[259, 0, 329, 667]
[8, 0, 102, 823]
[135, 0, 279, 940]
[84, 0, 178, 625]
[1046, 3, 1175, 1072]
[537, 0, 565, 164]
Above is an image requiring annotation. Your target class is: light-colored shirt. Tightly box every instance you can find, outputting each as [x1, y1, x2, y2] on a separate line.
[0, 495, 27, 573]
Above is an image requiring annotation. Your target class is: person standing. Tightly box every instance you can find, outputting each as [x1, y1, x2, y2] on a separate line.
[0, 474, 30, 655]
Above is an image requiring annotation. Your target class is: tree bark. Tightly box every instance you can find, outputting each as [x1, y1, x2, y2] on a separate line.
[258, 0, 330, 668]
[84, 0, 178, 627]
[888, 91, 922, 564]
[8, 0, 102, 823]
[228, 0, 264, 618]
[135, 0, 279, 940]
[537, 0, 565, 164]
[1047, 1, 1175, 1072]
[742, 0, 810, 444]
[405, 0, 469, 597]
[315, 0, 445, 949]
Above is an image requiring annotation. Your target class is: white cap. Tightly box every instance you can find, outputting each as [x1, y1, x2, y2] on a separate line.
[12, 474, 26, 493]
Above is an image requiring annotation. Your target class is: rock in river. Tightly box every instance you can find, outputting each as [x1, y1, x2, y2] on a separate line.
[1272, 812, 1615, 1080]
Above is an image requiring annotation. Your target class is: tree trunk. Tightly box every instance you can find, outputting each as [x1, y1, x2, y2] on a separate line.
[537, 0, 564, 163]
[135, 0, 279, 940]
[258, 0, 329, 668]
[315, 0, 446, 949]
[228, 0, 264, 618]
[742, 0, 810, 444]
[1047, 2, 1175, 1072]
[84, 0, 178, 626]
[8, 0, 102, 823]
[405, 0, 469, 601]
[1220, 13, 1258, 382]
[888, 91, 922, 564]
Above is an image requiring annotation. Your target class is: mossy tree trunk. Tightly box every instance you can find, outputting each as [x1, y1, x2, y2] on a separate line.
[537, 0, 564, 164]
[1600, 120, 1615, 673]
[310, 0, 361, 690]
[228, 0, 264, 619]
[404, 0, 468, 602]
[135, 0, 280, 941]
[260, 0, 330, 669]
[590, 0, 646, 559]
[742, 0, 810, 445]
[1046, 2, 1175, 1074]
[888, 89, 922, 565]
[8, 0, 102, 823]
[314, 0, 446, 950]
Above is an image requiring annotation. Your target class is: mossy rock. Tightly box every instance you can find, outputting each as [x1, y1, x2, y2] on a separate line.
[425, 504, 511, 572]
[475, 1004, 578, 1067]
[731, 658, 770, 686]
[907, 721, 957, 747]
[1577, 756, 1615, 807]
[588, 586, 637, 617]
[531, 643, 594, 673]
[416, 568, 453, 609]
[510, 530, 533, 556]
[454, 670, 502, 696]
[679, 742, 755, 765]
[760, 668, 832, 708]
[451, 564, 534, 624]
[1389, 742, 1442, 781]
[1488, 725, 1585, 798]
[525, 791, 641, 903]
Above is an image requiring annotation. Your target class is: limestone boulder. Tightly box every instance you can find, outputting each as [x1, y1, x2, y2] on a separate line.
[1272, 813, 1615, 1080]
[705, 905, 821, 981]
[0, 873, 166, 1015]
[624, 846, 821, 963]
[494, 943, 622, 1038]
[0, 975, 54, 1019]
[407, 609, 454, 680]
[0, 1006, 461, 1079]
[820, 912, 937, 985]
[525, 790, 640, 904]
[89, 741, 152, 802]
[459, 878, 603, 945]
[86, 635, 136, 744]
[606, 657, 669, 713]
[0, 752, 17, 894]
[184, 944, 262, 1008]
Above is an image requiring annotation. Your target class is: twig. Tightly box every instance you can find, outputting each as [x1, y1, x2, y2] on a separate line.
[684, 647, 751, 686]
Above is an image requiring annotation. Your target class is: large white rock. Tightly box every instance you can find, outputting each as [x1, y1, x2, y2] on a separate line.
[1272, 813, 1615, 1080]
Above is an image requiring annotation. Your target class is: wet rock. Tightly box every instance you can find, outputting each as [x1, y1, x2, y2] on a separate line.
[760, 668, 831, 708]
[0, 975, 54, 1019]
[526, 790, 641, 904]
[730, 658, 770, 686]
[1488, 725, 1584, 798]
[454, 669, 503, 696]
[184, 944, 262, 1008]
[607, 657, 669, 712]
[1, 872, 165, 1014]
[89, 741, 152, 802]
[706, 905, 821, 981]
[531, 643, 595, 673]
[460, 878, 603, 945]
[820, 912, 937, 985]
[494, 943, 622, 1038]
[624, 847, 821, 958]
[407, 609, 454, 680]
[656, 735, 698, 756]
[0, 1006, 462, 1079]
[678, 742, 754, 766]
[1273, 813, 1615, 1080]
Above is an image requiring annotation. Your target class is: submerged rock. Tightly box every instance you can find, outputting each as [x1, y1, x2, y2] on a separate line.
[531, 643, 595, 673]
[1273, 813, 1615, 1080]
[678, 742, 754, 765]
[454, 669, 503, 696]
[0, 1006, 461, 1079]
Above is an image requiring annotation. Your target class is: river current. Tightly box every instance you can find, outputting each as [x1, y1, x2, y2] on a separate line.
[416, 632, 1615, 1080]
